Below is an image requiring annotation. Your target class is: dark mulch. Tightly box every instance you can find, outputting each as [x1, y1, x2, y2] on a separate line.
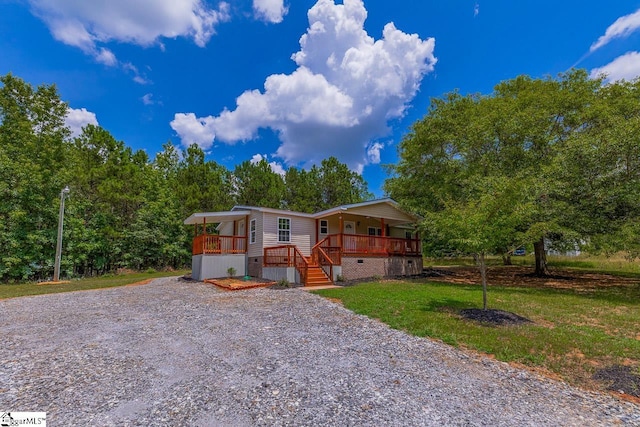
[593, 365, 640, 397]
[268, 282, 304, 290]
[460, 308, 533, 326]
[421, 268, 457, 277]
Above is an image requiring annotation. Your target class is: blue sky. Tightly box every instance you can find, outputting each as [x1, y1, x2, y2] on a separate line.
[2, 0, 640, 196]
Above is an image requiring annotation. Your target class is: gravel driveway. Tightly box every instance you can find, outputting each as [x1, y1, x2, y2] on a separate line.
[1, 277, 639, 426]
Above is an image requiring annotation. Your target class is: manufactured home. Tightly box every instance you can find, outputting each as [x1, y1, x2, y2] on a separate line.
[184, 198, 422, 286]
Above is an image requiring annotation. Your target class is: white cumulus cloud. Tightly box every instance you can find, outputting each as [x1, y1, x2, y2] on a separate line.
[366, 142, 384, 164]
[590, 51, 640, 82]
[29, 0, 231, 65]
[65, 107, 99, 137]
[590, 8, 640, 52]
[253, 0, 288, 23]
[170, 113, 216, 149]
[171, 0, 436, 171]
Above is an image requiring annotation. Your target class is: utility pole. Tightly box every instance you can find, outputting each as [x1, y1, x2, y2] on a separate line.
[53, 186, 70, 282]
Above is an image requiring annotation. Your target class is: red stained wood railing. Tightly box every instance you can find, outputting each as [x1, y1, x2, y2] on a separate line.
[264, 245, 308, 284]
[326, 234, 421, 257]
[192, 235, 247, 255]
[312, 237, 334, 284]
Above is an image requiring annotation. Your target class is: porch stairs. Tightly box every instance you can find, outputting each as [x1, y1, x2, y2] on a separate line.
[304, 257, 333, 287]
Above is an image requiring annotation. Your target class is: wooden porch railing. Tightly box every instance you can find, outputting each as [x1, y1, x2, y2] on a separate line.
[192, 235, 247, 255]
[263, 245, 308, 284]
[316, 235, 342, 265]
[312, 237, 334, 284]
[328, 234, 421, 257]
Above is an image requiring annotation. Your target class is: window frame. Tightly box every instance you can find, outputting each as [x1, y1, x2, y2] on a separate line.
[368, 226, 382, 236]
[277, 217, 291, 243]
[250, 218, 257, 244]
[319, 219, 328, 235]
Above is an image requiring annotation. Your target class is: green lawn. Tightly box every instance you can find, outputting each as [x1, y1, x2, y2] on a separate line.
[0, 270, 189, 300]
[314, 279, 640, 391]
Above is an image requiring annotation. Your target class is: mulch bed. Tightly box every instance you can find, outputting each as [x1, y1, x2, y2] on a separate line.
[204, 277, 276, 291]
[593, 365, 640, 397]
[459, 308, 533, 326]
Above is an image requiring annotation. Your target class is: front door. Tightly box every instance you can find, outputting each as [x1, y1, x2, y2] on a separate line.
[343, 221, 356, 234]
[343, 221, 356, 252]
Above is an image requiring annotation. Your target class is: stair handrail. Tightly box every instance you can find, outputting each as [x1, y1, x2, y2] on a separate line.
[291, 245, 309, 285]
[312, 238, 334, 284]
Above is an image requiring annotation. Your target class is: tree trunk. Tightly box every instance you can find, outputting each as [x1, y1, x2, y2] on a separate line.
[476, 252, 488, 310]
[534, 237, 550, 276]
[502, 253, 512, 265]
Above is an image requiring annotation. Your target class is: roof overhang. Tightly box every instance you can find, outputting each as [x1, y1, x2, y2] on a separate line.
[314, 198, 422, 225]
[183, 211, 252, 225]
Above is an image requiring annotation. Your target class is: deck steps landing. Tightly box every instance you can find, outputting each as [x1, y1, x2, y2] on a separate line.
[305, 264, 332, 287]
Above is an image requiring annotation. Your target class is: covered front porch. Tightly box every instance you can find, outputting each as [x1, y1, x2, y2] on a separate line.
[185, 211, 251, 280]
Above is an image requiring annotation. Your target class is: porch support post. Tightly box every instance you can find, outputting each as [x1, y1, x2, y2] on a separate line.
[380, 218, 385, 237]
[315, 219, 318, 244]
[202, 218, 206, 254]
[232, 220, 236, 252]
[339, 214, 344, 248]
[244, 215, 249, 253]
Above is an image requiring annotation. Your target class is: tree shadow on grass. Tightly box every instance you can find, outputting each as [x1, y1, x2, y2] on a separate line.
[422, 298, 477, 313]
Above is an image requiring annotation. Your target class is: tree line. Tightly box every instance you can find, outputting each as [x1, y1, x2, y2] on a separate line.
[0, 74, 371, 282]
[386, 69, 640, 306]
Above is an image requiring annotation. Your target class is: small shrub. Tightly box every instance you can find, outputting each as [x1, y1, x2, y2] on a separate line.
[278, 277, 290, 287]
[372, 274, 383, 281]
[227, 267, 236, 277]
[336, 274, 345, 282]
[145, 267, 157, 274]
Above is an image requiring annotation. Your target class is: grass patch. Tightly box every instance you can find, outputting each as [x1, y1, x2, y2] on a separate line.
[0, 270, 189, 300]
[314, 280, 640, 391]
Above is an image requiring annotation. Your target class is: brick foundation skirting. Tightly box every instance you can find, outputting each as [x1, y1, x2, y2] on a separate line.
[341, 256, 423, 281]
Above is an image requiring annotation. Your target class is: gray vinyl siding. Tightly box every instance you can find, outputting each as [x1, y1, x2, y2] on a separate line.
[262, 212, 315, 256]
[218, 222, 234, 236]
[247, 211, 263, 258]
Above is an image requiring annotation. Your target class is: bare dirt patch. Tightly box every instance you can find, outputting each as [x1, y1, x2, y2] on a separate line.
[204, 276, 275, 291]
[422, 266, 640, 290]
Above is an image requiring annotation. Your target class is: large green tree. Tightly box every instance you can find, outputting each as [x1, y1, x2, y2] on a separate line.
[232, 159, 286, 208]
[282, 157, 372, 213]
[387, 70, 612, 276]
[0, 74, 70, 280]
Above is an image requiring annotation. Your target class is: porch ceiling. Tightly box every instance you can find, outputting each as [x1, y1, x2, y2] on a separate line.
[184, 211, 252, 225]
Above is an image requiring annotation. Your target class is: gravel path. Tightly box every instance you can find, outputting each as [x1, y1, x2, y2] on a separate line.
[1, 277, 639, 426]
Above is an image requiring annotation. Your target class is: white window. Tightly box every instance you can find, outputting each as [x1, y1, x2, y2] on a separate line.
[250, 219, 256, 244]
[320, 220, 328, 235]
[278, 217, 291, 242]
[368, 227, 382, 236]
